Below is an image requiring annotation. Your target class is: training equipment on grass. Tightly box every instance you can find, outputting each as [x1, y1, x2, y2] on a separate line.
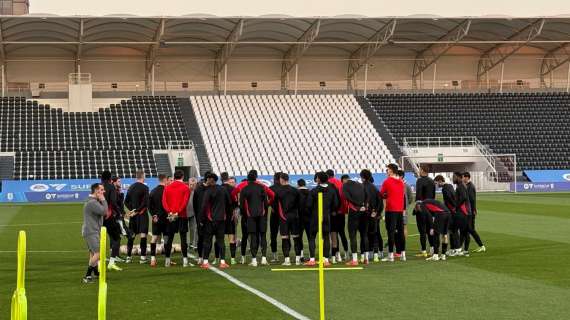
[99, 227, 107, 320]
[11, 230, 27, 320]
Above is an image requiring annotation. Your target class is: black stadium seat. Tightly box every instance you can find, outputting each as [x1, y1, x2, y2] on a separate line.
[0, 96, 189, 180]
[366, 92, 570, 171]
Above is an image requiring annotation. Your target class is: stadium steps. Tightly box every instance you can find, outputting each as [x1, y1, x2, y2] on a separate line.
[0, 156, 15, 180]
[177, 98, 212, 176]
[153, 153, 172, 177]
[355, 96, 403, 162]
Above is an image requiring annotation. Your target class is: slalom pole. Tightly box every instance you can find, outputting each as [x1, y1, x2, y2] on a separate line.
[98, 227, 107, 320]
[318, 193, 325, 320]
[11, 230, 28, 320]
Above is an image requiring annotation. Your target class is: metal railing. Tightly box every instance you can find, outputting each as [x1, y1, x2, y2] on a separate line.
[402, 136, 497, 174]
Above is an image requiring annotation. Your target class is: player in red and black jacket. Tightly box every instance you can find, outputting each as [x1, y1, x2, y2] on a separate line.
[361, 169, 384, 262]
[274, 173, 302, 266]
[306, 171, 340, 267]
[192, 172, 210, 264]
[239, 170, 270, 267]
[417, 198, 451, 261]
[269, 172, 282, 262]
[326, 170, 349, 262]
[463, 172, 486, 253]
[453, 172, 471, 256]
[342, 174, 368, 266]
[414, 165, 436, 257]
[100, 171, 123, 270]
[435, 175, 458, 256]
[124, 170, 150, 263]
[162, 170, 191, 267]
[200, 173, 231, 269]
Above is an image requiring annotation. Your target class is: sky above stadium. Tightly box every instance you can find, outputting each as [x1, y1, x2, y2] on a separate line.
[30, 0, 570, 17]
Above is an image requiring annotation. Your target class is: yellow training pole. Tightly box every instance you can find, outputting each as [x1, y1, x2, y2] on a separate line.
[11, 230, 28, 320]
[98, 227, 107, 320]
[318, 193, 325, 320]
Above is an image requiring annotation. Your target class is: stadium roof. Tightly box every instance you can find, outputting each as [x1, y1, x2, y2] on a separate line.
[1, 15, 570, 61]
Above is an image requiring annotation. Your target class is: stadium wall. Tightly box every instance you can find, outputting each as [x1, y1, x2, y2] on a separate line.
[2, 54, 559, 95]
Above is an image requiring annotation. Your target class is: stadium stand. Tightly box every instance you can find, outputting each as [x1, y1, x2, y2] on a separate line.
[0, 96, 189, 180]
[191, 94, 395, 176]
[365, 92, 570, 170]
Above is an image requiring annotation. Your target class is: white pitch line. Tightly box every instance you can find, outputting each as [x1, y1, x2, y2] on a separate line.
[188, 255, 310, 320]
[0, 221, 82, 227]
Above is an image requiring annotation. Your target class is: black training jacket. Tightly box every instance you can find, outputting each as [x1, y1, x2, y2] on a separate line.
[362, 181, 383, 214]
[441, 183, 456, 213]
[125, 182, 149, 214]
[466, 182, 477, 215]
[274, 184, 300, 221]
[415, 176, 436, 201]
[342, 180, 365, 211]
[240, 182, 268, 218]
[455, 183, 472, 216]
[307, 184, 339, 222]
[297, 187, 311, 221]
[149, 185, 167, 219]
[202, 184, 231, 222]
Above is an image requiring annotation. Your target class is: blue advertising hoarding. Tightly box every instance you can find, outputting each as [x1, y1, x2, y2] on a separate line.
[0, 173, 417, 203]
[524, 170, 570, 183]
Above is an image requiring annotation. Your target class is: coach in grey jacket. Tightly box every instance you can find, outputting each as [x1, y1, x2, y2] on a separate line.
[82, 183, 108, 283]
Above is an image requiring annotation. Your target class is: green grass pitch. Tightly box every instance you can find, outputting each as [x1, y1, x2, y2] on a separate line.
[1, 193, 569, 319]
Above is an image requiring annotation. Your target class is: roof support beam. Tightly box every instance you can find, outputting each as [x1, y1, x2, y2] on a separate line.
[213, 19, 245, 92]
[145, 19, 166, 74]
[539, 43, 570, 87]
[346, 19, 396, 91]
[412, 19, 471, 89]
[0, 19, 6, 63]
[75, 19, 84, 72]
[280, 19, 320, 90]
[477, 19, 545, 80]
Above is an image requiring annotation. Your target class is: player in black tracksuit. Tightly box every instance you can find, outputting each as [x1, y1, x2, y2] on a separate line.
[220, 173, 238, 263]
[192, 173, 209, 262]
[342, 175, 368, 265]
[417, 198, 451, 260]
[435, 175, 457, 255]
[274, 173, 302, 265]
[306, 172, 339, 266]
[361, 169, 384, 262]
[239, 171, 269, 267]
[453, 172, 471, 256]
[149, 174, 167, 266]
[101, 171, 122, 269]
[414, 165, 436, 256]
[200, 173, 231, 268]
[269, 172, 282, 262]
[125, 170, 150, 263]
[297, 179, 310, 260]
[463, 172, 486, 252]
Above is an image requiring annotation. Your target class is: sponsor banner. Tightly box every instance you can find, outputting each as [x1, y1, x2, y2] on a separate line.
[0, 178, 159, 203]
[513, 182, 570, 192]
[524, 170, 570, 183]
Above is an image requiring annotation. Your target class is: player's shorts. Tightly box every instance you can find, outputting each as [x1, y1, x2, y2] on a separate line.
[247, 215, 268, 234]
[310, 213, 330, 235]
[152, 218, 167, 236]
[178, 217, 189, 233]
[225, 216, 236, 235]
[279, 215, 300, 236]
[84, 233, 100, 253]
[434, 213, 450, 235]
[129, 213, 149, 235]
[331, 213, 346, 232]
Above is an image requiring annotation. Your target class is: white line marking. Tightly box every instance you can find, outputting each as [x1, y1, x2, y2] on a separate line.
[189, 255, 310, 320]
[0, 221, 82, 227]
